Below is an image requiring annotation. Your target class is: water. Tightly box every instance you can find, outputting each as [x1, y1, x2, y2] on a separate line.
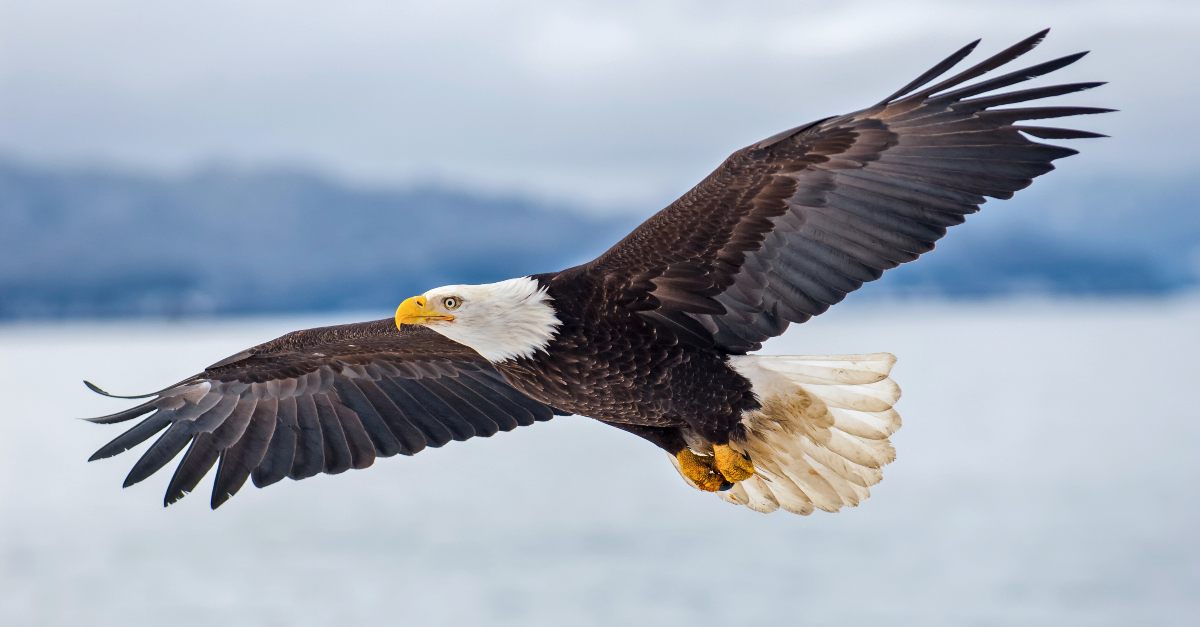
[2, 300, 1198, 626]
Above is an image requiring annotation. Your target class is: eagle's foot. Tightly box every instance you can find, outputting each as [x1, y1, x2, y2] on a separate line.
[675, 448, 731, 492]
[713, 443, 755, 482]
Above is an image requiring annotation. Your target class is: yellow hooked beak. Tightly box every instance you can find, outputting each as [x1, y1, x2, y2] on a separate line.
[395, 295, 455, 328]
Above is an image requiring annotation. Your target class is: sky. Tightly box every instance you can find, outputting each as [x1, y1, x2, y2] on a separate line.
[1, 0, 1196, 209]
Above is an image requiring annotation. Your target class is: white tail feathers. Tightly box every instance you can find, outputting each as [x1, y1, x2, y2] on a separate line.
[717, 353, 902, 515]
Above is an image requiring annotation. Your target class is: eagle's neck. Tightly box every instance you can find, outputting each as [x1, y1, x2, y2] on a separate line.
[430, 277, 561, 363]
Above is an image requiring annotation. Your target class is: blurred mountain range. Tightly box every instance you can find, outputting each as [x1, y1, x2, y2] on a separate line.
[1, 157, 1195, 320]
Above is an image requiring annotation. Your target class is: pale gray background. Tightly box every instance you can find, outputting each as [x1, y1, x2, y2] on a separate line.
[1, 0, 1194, 208]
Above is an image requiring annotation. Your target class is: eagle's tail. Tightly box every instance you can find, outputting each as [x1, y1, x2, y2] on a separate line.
[721, 353, 902, 514]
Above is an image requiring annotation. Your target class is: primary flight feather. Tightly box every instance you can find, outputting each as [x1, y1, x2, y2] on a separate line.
[84, 30, 1108, 514]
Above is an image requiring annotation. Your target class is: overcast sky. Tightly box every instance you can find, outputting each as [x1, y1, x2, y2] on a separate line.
[1, 0, 1196, 209]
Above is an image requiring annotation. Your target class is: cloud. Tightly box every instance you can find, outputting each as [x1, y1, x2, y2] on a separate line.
[0, 0, 1195, 207]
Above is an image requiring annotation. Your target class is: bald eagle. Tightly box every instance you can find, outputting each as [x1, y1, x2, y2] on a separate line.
[85, 31, 1107, 514]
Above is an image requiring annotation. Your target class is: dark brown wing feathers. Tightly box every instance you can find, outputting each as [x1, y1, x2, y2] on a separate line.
[85, 320, 559, 508]
[588, 30, 1109, 352]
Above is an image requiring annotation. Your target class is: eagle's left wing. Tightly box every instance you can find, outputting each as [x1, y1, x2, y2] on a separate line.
[586, 30, 1109, 352]
[85, 319, 560, 508]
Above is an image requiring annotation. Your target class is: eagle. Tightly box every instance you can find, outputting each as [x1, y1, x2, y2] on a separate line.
[85, 30, 1107, 514]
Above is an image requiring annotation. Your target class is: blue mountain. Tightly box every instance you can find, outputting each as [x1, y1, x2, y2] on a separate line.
[0, 158, 1192, 319]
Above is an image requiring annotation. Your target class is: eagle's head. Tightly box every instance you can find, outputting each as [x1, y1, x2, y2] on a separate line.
[395, 276, 561, 363]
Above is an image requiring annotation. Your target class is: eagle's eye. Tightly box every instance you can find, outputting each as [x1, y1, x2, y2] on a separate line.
[442, 296, 461, 311]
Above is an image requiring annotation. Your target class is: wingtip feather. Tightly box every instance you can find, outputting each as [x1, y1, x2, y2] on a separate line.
[878, 37, 981, 105]
[83, 380, 159, 400]
[907, 28, 1061, 103]
[1026, 27, 1052, 48]
[210, 491, 232, 510]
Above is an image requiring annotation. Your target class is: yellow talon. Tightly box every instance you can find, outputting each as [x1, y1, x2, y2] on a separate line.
[713, 443, 755, 482]
[675, 448, 728, 492]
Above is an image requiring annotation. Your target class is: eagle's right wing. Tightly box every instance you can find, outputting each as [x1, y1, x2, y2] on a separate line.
[586, 30, 1109, 353]
[85, 319, 560, 508]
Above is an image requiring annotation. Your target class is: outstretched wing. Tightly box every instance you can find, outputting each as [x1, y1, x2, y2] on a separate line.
[85, 319, 560, 508]
[587, 30, 1110, 352]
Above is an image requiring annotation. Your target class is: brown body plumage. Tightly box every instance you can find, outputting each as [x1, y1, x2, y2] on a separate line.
[501, 269, 758, 451]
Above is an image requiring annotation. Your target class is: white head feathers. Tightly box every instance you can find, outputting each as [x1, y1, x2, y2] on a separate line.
[421, 277, 561, 363]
